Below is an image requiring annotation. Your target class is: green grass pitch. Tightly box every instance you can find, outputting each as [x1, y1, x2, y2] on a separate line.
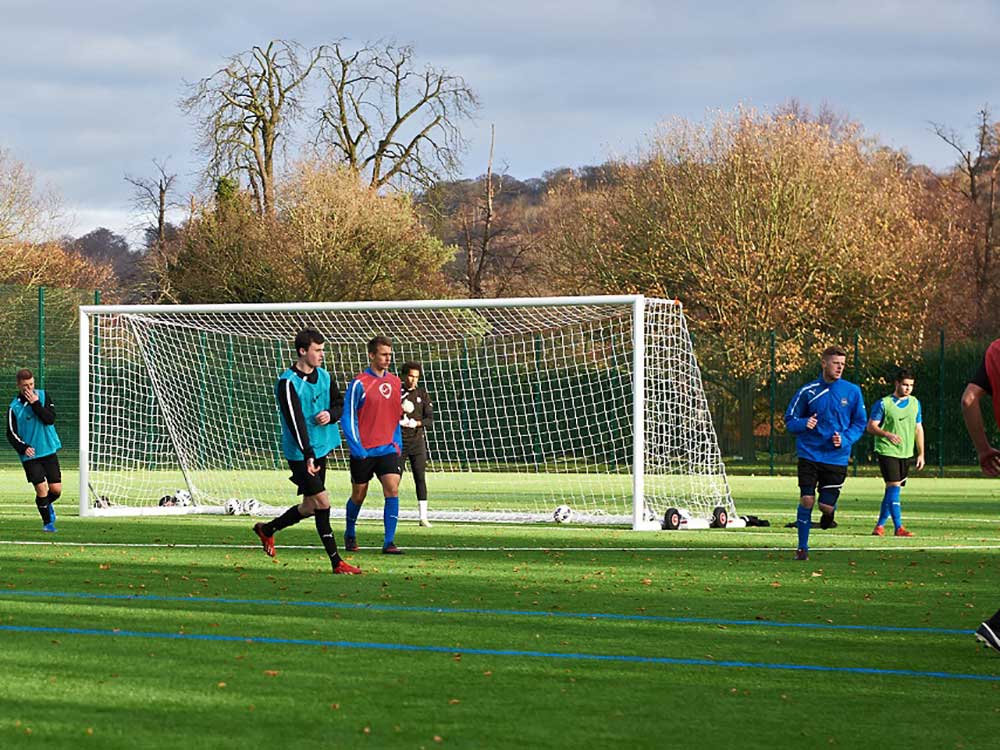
[1, 470, 999, 748]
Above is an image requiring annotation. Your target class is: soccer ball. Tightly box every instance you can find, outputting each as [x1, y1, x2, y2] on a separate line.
[224, 498, 241, 515]
[242, 498, 261, 516]
[401, 398, 415, 414]
[175, 489, 192, 507]
[553, 504, 572, 523]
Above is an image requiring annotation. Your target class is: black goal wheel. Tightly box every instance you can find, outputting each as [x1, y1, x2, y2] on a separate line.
[711, 506, 728, 529]
[663, 507, 681, 530]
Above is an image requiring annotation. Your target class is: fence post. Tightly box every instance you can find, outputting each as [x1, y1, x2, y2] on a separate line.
[459, 339, 471, 471]
[769, 329, 776, 476]
[37, 286, 46, 388]
[226, 336, 235, 470]
[532, 333, 544, 463]
[938, 328, 945, 478]
[92, 290, 101, 456]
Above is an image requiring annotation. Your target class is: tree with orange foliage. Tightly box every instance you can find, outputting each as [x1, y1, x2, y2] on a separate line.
[541, 107, 943, 461]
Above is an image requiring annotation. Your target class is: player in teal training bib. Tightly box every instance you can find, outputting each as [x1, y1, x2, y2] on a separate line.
[5, 369, 63, 532]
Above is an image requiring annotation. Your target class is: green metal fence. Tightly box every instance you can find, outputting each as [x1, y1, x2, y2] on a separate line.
[2, 285, 996, 477]
[706, 329, 1000, 476]
[0, 285, 99, 468]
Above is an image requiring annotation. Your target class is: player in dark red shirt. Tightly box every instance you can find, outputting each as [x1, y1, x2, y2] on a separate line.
[961, 338, 1000, 653]
[342, 336, 405, 554]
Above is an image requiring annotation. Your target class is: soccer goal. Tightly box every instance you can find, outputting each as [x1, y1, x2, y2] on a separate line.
[79, 295, 736, 529]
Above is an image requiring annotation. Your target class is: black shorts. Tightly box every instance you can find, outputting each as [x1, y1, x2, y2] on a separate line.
[350, 453, 402, 485]
[23, 453, 61, 486]
[877, 454, 911, 484]
[287, 456, 328, 497]
[797, 458, 847, 497]
[402, 437, 426, 458]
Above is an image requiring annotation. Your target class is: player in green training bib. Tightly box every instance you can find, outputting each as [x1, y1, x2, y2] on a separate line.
[866, 368, 924, 537]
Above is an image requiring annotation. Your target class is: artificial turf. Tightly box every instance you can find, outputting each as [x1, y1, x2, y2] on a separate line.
[1, 473, 998, 748]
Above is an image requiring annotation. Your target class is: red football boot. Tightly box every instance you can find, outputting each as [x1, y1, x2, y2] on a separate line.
[253, 523, 275, 557]
[333, 559, 362, 575]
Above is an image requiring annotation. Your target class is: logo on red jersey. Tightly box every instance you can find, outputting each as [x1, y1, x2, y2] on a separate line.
[379, 382, 392, 399]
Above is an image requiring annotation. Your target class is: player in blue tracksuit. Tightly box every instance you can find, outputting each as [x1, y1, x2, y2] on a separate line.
[784, 346, 867, 561]
[6, 368, 62, 532]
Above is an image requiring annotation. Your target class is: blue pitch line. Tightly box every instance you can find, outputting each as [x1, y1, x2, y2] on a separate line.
[0, 623, 996, 682]
[0, 590, 973, 636]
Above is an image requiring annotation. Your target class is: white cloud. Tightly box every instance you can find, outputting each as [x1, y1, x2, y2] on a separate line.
[1, 0, 999, 238]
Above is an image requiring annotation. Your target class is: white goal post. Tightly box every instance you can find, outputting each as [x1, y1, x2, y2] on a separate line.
[79, 295, 736, 529]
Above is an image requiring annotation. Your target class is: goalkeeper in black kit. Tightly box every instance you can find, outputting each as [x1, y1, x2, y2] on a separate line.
[400, 361, 434, 527]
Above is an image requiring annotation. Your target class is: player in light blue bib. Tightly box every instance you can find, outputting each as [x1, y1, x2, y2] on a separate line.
[6, 369, 63, 532]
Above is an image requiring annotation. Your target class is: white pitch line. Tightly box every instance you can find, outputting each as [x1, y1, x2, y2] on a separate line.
[1, 539, 1000, 552]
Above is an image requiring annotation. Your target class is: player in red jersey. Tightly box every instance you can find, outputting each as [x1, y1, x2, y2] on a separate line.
[342, 336, 405, 554]
[960, 338, 1000, 653]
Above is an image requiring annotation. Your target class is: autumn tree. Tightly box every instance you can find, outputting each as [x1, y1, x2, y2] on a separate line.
[315, 41, 478, 189]
[279, 159, 452, 301]
[932, 107, 1000, 336]
[181, 40, 324, 216]
[541, 108, 942, 460]
[67, 228, 135, 282]
[419, 135, 559, 298]
[160, 161, 452, 303]
[157, 188, 292, 304]
[0, 147, 112, 293]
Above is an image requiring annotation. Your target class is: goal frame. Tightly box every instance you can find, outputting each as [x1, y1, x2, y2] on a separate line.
[79, 294, 731, 529]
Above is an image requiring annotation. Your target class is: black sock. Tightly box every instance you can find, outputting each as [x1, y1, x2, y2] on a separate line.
[35, 495, 51, 524]
[313, 508, 342, 566]
[264, 505, 304, 536]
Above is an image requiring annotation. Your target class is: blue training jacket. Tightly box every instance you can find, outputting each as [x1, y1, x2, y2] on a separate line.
[784, 377, 867, 466]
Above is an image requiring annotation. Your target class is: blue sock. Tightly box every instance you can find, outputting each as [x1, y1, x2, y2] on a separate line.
[887, 485, 902, 529]
[383, 496, 399, 547]
[877, 486, 895, 527]
[345, 499, 362, 537]
[797, 503, 812, 550]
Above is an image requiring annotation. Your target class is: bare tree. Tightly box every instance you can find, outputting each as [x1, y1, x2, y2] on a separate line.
[463, 125, 498, 297]
[0, 147, 62, 243]
[315, 41, 478, 189]
[180, 40, 323, 215]
[124, 159, 178, 250]
[449, 127, 541, 297]
[932, 107, 1000, 334]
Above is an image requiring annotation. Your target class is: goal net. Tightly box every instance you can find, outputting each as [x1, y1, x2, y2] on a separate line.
[79, 295, 735, 528]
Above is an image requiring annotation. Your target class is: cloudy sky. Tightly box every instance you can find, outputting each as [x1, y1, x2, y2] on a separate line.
[3, 0, 999, 243]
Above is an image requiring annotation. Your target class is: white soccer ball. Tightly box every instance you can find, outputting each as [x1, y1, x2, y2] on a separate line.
[553, 504, 572, 523]
[401, 398, 415, 414]
[175, 489, 192, 507]
[242, 498, 261, 516]
[224, 498, 241, 515]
